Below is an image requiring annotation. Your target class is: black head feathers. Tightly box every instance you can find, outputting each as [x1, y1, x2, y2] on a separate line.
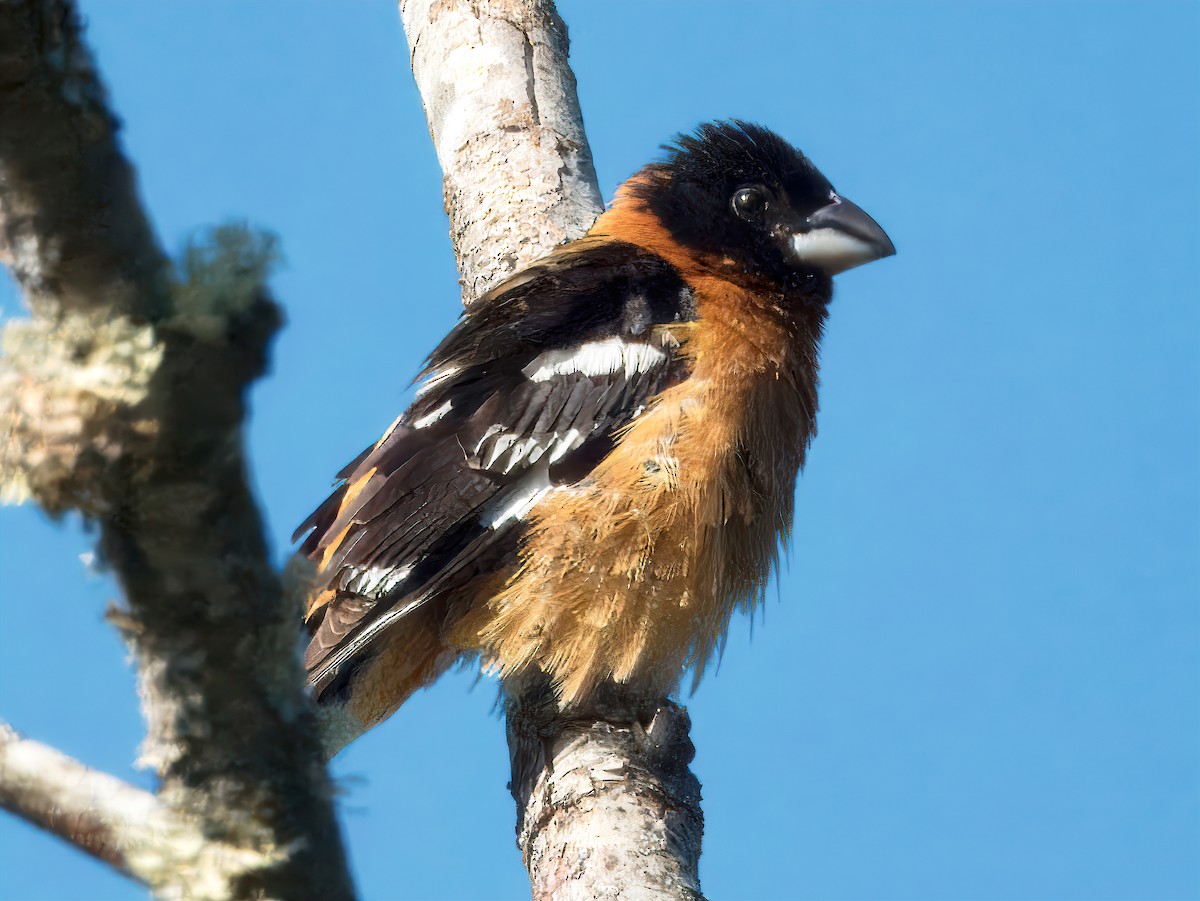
[628, 120, 894, 284]
[658, 120, 833, 210]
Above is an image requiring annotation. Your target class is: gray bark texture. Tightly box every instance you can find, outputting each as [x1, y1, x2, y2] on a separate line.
[401, 0, 603, 302]
[399, 2, 706, 898]
[0, 3, 355, 899]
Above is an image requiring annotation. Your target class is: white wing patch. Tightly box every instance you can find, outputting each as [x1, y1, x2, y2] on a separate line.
[482, 433, 519, 469]
[486, 465, 553, 528]
[342, 564, 413, 597]
[414, 366, 461, 399]
[547, 428, 581, 464]
[501, 437, 543, 474]
[471, 427, 585, 473]
[411, 400, 453, 429]
[523, 337, 667, 382]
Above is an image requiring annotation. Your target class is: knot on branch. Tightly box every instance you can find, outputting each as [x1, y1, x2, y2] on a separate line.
[506, 679, 704, 864]
[506, 681, 705, 898]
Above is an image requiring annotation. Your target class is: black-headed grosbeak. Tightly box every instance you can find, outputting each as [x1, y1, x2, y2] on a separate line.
[296, 121, 894, 750]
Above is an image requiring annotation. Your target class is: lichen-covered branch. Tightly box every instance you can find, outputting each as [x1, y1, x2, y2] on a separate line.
[0, 721, 256, 898]
[0, 3, 354, 898]
[0, 721, 163, 879]
[398, 2, 705, 898]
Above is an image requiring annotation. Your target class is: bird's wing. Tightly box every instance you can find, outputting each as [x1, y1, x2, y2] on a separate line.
[295, 241, 696, 697]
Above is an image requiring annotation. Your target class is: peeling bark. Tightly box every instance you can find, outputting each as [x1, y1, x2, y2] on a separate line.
[398, 2, 706, 898]
[0, 3, 354, 899]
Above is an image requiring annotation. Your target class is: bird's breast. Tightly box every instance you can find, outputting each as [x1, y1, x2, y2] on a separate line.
[455, 275, 820, 703]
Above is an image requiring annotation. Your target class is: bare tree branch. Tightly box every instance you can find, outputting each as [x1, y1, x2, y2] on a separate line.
[0, 720, 254, 896]
[398, 1, 705, 897]
[401, 0, 602, 302]
[0, 721, 163, 879]
[0, 3, 355, 898]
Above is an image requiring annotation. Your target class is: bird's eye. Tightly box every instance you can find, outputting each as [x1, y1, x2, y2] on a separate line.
[732, 186, 768, 221]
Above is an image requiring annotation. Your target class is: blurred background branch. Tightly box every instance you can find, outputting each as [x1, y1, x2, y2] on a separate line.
[0, 2, 354, 898]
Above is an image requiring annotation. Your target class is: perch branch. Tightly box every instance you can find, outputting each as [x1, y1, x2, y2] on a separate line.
[401, 0, 602, 302]
[398, 1, 705, 898]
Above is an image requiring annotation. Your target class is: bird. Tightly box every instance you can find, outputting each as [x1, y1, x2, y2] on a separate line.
[295, 121, 894, 752]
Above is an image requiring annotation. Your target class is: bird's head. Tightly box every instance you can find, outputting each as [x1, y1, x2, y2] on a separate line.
[628, 120, 895, 288]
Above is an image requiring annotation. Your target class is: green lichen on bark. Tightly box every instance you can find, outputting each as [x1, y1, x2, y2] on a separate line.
[0, 312, 162, 511]
[0, 223, 280, 513]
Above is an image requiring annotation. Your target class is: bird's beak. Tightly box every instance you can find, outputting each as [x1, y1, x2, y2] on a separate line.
[788, 193, 896, 275]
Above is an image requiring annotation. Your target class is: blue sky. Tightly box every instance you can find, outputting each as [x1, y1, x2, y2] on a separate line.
[1, 2, 1197, 899]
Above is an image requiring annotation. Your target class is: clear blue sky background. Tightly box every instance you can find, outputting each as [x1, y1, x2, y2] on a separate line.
[1, 2, 1197, 899]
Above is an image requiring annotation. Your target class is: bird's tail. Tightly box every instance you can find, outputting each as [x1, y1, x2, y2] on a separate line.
[308, 597, 454, 758]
